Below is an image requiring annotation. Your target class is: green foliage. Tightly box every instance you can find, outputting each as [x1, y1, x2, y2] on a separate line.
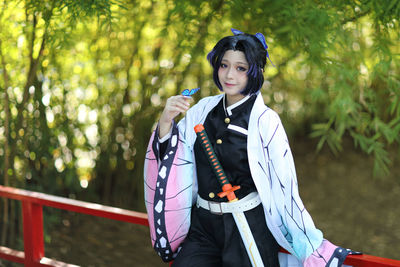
[0, 0, 399, 215]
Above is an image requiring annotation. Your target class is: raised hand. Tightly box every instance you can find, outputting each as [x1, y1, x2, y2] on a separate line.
[159, 95, 191, 138]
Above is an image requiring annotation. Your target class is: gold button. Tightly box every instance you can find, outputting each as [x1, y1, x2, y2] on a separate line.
[224, 118, 230, 124]
[209, 192, 215, 198]
[216, 139, 222, 144]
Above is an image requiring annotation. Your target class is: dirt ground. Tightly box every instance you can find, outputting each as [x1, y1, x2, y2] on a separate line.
[7, 138, 398, 267]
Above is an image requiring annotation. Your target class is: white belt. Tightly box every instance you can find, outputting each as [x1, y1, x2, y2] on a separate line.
[196, 192, 261, 215]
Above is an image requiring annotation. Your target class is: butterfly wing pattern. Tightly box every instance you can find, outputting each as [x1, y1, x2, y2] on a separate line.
[144, 122, 194, 262]
[181, 87, 200, 97]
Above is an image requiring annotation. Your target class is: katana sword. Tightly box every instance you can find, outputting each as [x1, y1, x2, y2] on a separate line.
[194, 124, 264, 267]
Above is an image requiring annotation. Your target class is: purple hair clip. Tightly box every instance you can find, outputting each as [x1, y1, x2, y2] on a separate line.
[231, 28, 244, 35]
[231, 28, 275, 67]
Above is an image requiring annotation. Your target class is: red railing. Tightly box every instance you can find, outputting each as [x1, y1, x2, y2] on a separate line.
[1, 185, 400, 267]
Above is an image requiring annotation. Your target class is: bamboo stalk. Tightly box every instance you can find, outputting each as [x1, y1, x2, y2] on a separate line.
[0, 36, 10, 246]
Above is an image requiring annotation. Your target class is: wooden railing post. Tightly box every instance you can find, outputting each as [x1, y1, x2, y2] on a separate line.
[22, 200, 44, 266]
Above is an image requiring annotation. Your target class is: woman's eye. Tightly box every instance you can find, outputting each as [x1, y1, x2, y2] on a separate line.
[238, 66, 247, 71]
[220, 63, 227, 68]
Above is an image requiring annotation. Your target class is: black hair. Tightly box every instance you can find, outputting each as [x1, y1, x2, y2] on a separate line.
[207, 33, 267, 95]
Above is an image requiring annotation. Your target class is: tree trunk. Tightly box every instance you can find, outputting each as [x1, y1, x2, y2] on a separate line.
[0, 38, 11, 245]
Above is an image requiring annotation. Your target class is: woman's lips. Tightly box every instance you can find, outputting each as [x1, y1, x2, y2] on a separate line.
[224, 82, 235, 87]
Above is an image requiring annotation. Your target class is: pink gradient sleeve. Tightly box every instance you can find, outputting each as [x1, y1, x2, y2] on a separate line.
[144, 124, 194, 262]
[304, 239, 349, 267]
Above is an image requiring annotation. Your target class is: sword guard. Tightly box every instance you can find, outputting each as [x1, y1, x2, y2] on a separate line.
[218, 185, 240, 201]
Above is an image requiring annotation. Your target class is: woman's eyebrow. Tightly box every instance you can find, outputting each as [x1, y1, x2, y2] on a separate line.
[221, 59, 249, 66]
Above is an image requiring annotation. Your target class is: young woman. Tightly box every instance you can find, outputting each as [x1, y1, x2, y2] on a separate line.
[144, 29, 351, 266]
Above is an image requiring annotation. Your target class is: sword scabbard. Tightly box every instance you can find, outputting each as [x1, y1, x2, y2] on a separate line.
[194, 124, 240, 200]
[194, 123, 263, 267]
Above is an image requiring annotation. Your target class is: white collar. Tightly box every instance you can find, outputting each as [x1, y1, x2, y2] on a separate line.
[223, 94, 251, 116]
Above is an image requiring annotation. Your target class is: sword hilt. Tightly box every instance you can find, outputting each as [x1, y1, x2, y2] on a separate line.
[194, 124, 240, 201]
[218, 184, 241, 202]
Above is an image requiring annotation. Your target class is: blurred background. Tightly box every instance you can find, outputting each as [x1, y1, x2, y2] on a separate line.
[0, 0, 399, 266]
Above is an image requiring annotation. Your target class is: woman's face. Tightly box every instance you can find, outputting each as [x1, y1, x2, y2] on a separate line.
[218, 50, 249, 105]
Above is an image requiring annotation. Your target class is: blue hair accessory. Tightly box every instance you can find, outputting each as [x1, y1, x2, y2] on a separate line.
[231, 28, 275, 67]
[231, 28, 244, 35]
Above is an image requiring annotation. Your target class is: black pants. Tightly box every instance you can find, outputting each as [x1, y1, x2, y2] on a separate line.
[172, 204, 280, 267]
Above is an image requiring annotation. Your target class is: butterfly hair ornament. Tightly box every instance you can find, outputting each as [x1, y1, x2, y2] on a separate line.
[231, 28, 275, 67]
[181, 87, 200, 97]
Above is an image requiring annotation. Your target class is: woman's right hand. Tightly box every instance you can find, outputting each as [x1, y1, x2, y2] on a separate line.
[159, 95, 191, 138]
